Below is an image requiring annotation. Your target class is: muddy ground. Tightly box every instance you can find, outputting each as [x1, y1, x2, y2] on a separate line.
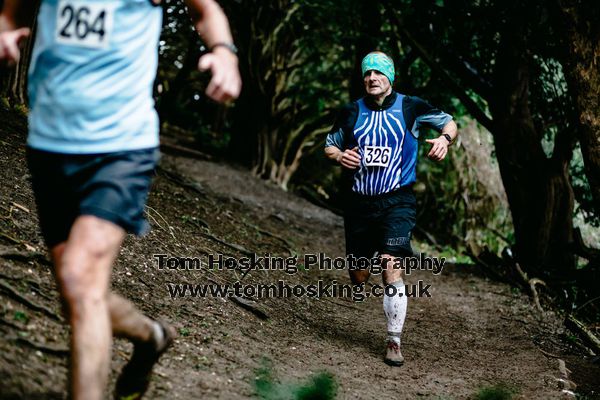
[0, 107, 599, 399]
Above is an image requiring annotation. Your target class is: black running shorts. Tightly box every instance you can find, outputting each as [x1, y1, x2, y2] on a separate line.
[27, 147, 160, 248]
[343, 186, 416, 259]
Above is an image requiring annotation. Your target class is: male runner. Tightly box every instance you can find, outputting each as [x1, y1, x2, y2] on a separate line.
[0, 0, 241, 398]
[324, 51, 457, 366]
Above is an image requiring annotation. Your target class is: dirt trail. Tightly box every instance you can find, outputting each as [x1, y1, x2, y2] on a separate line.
[1, 109, 599, 399]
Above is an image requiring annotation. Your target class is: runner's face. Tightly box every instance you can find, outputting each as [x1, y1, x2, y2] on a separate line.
[363, 70, 391, 97]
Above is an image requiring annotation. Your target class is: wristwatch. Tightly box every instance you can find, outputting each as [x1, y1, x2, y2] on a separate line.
[442, 133, 453, 144]
[210, 43, 238, 55]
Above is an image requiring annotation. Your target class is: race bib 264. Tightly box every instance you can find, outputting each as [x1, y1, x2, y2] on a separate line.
[55, 0, 115, 49]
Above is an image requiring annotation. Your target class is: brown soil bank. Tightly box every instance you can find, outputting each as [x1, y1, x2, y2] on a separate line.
[0, 107, 598, 399]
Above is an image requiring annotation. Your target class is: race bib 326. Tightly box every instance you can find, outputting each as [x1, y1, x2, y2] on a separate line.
[363, 145, 392, 167]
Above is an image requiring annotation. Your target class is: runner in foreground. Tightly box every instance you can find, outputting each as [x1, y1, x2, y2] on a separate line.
[0, 0, 241, 398]
[324, 51, 457, 366]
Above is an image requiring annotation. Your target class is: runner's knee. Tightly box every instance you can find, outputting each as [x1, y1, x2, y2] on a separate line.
[57, 262, 105, 311]
[57, 237, 115, 306]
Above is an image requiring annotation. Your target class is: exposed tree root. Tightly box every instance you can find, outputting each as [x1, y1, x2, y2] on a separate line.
[156, 165, 207, 197]
[14, 336, 68, 356]
[0, 231, 21, 244]
[1, 318, 68, 356]
[0, 279, 62, 322]
[514, 262, 546, 313]
[565, 314, 600, 355]
[0, 315, 25, 331]
[229, 296, 269, 320]
[242, 221, 294, 252]
[529, 278, 547, 313]
[160, 137, 213, 161]
[0, 245, 51, 266]
[537, 347, 561, 359]
[201, 232, 253, 257]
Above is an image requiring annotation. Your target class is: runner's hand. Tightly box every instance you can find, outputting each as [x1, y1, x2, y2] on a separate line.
[339, 147, 361, 169]
[198, 47, 241, 103]
[0, 28, 30, 67]
[425, 137, 448, 161]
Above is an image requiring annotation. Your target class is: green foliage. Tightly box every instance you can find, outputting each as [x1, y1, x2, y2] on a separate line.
[571, 144, 599, 227]
[414, 118, 512, 254]
[0, 97, 29, 116]
[295, 373, 337, 400]
[474, 384, 518, 400]
[13, 311, 28, 323]
[254, 359, 337, 400]
[0, 97, 10, 110]
[179, 327, 191, 337]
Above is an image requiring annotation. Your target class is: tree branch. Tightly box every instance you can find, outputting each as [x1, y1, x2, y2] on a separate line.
[385, 4, 495, 132]
[424, 22, 494, 99]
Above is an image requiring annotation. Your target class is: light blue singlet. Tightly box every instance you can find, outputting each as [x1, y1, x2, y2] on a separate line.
[27, 0, 162, 154]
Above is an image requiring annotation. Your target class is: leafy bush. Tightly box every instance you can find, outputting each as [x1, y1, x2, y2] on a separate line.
[254, 360, 337, 400]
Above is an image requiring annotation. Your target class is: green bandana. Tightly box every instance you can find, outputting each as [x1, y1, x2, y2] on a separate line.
[361, 53, 395, 85]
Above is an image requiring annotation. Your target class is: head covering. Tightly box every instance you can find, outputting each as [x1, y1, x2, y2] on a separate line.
[361, 52, 395, 85]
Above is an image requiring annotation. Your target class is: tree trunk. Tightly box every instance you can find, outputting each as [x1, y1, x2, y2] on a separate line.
[490, 35, 575, 276]
[228, 4, 270, 168]
[559, 0, 600, 215]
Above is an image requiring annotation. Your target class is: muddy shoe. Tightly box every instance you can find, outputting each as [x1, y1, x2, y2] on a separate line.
[114, 321, 176, 400]
[384, 340, 404, 367]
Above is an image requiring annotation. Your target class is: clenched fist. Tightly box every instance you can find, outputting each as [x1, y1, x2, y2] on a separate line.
[0, 27, 30, 67]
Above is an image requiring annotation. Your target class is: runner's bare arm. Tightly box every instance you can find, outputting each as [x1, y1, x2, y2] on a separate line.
[425, 120, 458, 161]
[441, 120, 458, 142]
[0, 0, 36, 65]
[325, 145, 361, 169]
[184, 0, 241, 103]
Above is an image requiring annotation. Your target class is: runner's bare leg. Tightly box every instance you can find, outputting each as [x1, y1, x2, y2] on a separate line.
[381, 254, 403, 285]
[349, 269, 371, 285]
[51, 215, 125, 400]
[108, 293, 155, 343]
[53, 246, 158, 344]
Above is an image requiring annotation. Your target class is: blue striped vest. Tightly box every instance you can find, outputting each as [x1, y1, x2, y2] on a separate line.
[351, 95, 418, 195]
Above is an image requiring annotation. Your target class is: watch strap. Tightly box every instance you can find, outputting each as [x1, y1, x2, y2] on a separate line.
[210, 42, 238, 55]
